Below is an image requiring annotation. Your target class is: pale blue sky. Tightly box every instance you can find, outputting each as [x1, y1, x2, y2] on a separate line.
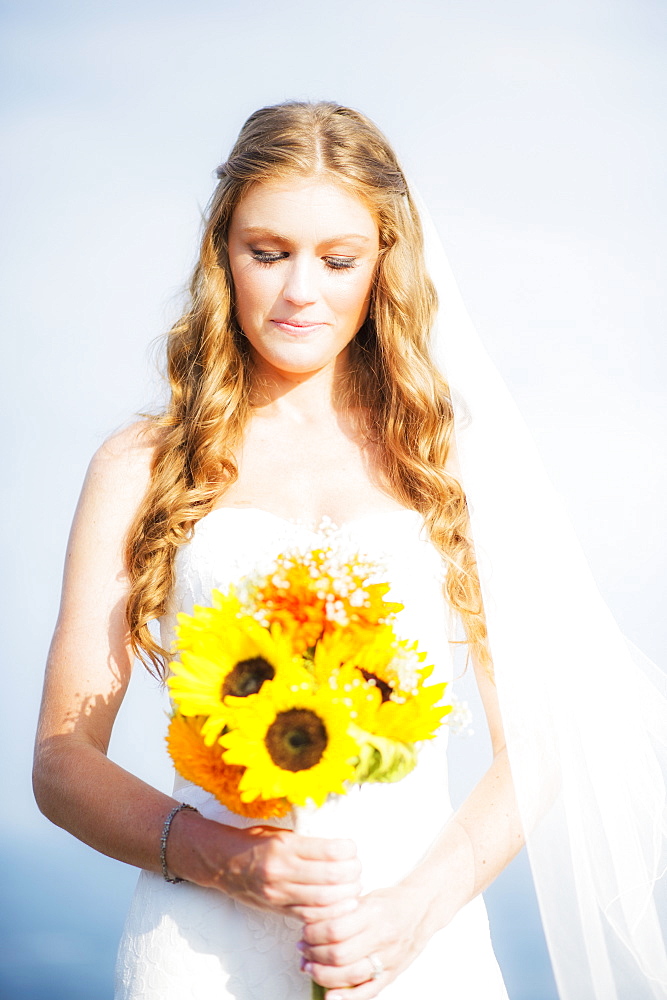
[2, 1, 665, 996]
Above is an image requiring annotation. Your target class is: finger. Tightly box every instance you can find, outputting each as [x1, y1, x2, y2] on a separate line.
[284, 857, 361, 887]
[323, 978, 385, 1000]
[278, 878, 361, 909]
[246, 827, 358, 863]
[305, 956, 384, 991]
[292, 836, 359, 862]
[301, 939, 368, 970]
[301, 907, 365, 945]
[289, 897, 359, 924]
[300, 924, 381, 973]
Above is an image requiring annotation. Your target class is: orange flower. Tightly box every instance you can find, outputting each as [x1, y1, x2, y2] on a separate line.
[166, 713, 290, 820]
[251, 546, 402, 653]
[254, 558, 328, 651]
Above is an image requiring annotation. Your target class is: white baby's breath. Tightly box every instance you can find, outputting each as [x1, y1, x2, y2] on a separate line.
[447, 695, 474, 737]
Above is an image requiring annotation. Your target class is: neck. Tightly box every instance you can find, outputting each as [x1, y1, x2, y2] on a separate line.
[248, 347, 352, 422]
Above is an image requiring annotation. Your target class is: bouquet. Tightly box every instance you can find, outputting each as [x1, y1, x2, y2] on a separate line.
[166, 528, 453, 997]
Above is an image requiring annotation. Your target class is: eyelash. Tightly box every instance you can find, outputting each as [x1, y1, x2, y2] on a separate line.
[251, 251, 359, 271]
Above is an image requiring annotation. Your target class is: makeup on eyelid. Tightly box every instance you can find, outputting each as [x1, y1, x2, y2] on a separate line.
[250, 250, 360, 271]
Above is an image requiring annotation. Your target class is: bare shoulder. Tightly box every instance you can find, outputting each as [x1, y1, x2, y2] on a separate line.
[63, 419, 164, 576]
[83, 419, 162, 515]
[92, 419, 160, 483]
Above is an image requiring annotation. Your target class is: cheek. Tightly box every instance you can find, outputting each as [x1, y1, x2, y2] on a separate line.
[232, 268, 275, 326]
[337, 271, 374, 324]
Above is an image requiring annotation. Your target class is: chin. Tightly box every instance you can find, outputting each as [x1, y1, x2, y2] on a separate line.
[272, 357, 334, 376]
[253, 345, 349, 377]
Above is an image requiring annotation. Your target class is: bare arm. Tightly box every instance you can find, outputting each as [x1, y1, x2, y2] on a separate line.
[33, 425, 169, 867]
[33, 424, 360, 920]
[399, 657, 523, 938]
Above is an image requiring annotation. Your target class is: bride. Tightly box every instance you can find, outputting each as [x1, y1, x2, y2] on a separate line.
[33, 101, 667, 1000]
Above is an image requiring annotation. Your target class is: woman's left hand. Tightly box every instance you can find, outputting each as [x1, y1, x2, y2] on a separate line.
[298, 883, 429, 999]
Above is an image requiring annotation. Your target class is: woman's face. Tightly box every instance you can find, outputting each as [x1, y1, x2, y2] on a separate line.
[227, 175, 380, 378]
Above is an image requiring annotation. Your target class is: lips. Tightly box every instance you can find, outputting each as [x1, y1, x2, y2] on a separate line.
[270, 319, 327, 334]
[272, 319, 326, 326]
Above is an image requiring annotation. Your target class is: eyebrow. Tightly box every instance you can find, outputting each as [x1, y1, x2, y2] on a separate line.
[239, 227, 374, 247]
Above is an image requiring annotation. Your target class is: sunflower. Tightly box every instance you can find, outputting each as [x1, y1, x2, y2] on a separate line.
[315, 631, 450, 744]
[220, 680, 361, 807]
[168, 605, 310, 745]
[166, 713, 290, 819]
[369, 679, 451, 743]
[354, 632, 427, 696]
[312, 625, 397, 685]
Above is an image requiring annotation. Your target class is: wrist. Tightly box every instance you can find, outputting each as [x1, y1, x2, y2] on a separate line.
[161, 806, 221, 886]
[161, 803, 200, 883]
[164, 810, 265, 893]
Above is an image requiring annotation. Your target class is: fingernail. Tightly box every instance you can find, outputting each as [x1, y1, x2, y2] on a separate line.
[303, 962, 314, 976]
[296, 941, 306, 953]
[299, 956, 307, 972]
[328, 994, 342, 1000]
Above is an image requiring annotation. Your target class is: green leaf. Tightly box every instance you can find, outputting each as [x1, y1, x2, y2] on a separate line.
[351, 725, 418, 783]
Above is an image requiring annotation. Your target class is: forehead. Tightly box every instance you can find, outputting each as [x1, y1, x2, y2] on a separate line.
[230, 176, 379, 242]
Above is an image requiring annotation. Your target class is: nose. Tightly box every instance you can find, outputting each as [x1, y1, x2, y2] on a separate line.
[282, 255, 318, 307]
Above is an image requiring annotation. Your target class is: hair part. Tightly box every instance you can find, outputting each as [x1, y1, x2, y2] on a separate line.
[124, 100, 490, 676]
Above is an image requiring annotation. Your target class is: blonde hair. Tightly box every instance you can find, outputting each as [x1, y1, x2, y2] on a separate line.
[125, 101, 489, 675]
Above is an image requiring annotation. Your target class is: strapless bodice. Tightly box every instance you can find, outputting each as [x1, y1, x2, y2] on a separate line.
[161, 506, 453, 680]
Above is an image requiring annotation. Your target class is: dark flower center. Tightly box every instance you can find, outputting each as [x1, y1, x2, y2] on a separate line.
[265, 709, 328, 772]
[222, 657, 275, 699]
[360, 668, 393, 703]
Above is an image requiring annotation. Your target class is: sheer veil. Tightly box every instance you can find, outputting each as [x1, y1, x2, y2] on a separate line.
[414, 191, 667, 999]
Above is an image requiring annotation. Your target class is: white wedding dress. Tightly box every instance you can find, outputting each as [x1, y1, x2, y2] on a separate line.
[114, 507, 509, 999]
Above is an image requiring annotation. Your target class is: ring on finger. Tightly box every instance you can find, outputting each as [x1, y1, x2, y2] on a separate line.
[367, 953, 384, 981]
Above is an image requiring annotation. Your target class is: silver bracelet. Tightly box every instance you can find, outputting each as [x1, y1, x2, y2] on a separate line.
[160, 802, 199, 883]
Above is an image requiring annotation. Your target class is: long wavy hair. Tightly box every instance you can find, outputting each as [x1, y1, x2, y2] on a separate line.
[125, 100, 489, 676]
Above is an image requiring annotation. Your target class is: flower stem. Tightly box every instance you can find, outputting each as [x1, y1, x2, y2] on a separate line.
[312, 979, 325, 1000]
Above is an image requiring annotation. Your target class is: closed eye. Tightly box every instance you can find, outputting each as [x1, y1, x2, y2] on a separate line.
[252, 250, 288, 265]
[324, 256, 358, 270]
[251, 250, 359, 271]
